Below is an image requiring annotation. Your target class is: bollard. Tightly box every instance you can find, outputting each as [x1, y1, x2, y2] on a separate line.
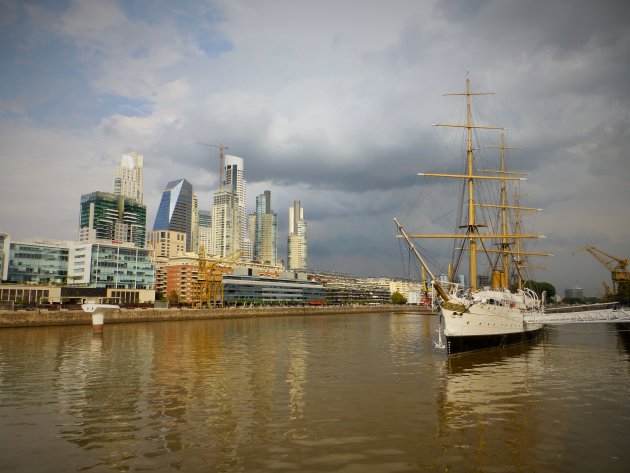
[81, 303, 119, 333]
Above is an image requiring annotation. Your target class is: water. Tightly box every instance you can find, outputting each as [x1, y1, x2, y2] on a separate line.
[0, 311, 629, 472]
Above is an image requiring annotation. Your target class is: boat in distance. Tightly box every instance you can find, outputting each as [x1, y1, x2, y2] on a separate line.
[395, 73, 548, 355]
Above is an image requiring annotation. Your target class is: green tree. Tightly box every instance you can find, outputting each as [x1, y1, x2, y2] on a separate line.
[524, 280, 556, 300]
[391, 291, 407, 305]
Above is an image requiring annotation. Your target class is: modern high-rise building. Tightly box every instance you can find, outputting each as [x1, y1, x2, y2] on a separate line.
[224, 155, 246, 252]
[113, 152, 144, 203]
[211, 190, 240, 258]
[79, 191, 147, 248]
[288, 200, 307, 270]
[198, 209, 212, 253]
[153, 179, 195, 252]
[254, 190, 278, 265]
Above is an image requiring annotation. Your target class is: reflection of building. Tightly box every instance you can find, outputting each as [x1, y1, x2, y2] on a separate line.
[79, 192, 147, 248]
[153, 179, 195, 252]
[287, 200, 307, 270]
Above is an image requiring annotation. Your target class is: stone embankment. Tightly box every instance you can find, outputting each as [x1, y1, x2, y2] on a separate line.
[0, 305, 433, 328]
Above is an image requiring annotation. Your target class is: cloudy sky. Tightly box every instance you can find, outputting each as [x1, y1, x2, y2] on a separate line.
[1, 0, 629, 296]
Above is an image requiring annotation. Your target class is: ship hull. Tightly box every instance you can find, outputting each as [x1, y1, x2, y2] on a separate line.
[445, 326, 543, 355]
[440, 298, 544, 355]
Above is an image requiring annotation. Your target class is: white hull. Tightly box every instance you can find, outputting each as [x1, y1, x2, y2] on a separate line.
[437, 289, 544, 354]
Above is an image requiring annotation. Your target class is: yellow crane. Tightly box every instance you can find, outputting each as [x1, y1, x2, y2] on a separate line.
[194, 246, 242, 308]
[573, 245, 629, 295]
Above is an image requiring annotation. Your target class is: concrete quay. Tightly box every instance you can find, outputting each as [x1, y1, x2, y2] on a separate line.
[0, 305, 432, 328]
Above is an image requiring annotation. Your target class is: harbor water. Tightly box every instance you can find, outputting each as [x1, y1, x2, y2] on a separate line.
[1, 311, 629, 472]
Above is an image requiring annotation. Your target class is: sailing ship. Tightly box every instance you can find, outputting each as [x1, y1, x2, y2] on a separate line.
[395, 73, 549, 355]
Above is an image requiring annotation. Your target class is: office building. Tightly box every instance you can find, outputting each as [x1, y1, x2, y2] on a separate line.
[198, 210, 213, 253]
[7, 239, 69, 284]
[68, 241, 154, 290]
[287, 200, 307, 270]
[153, 179, 195, 251]
[79, 191, 147, 247]
[224, 155, 247, 252]
[0, 232, 9, 281]
[254, 191, 278, 266]
[211, 190, 240, 258]
[113, 152, 144, 203]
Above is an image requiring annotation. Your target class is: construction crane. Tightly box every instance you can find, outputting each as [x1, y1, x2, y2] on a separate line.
[197, 143, 229, 191]
[194, 246, 242, 308]
[574, 246, 629, 300]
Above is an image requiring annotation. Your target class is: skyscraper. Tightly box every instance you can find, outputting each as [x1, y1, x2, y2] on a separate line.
[113, 152, 144, 203]
[211, 190, 240, 258]
[198, 209, 212, 253]
[79, 191, 147, 248]
[211, 155, 246, 259]
[288, 200, 307, 270]
[223, 155, 247, 251]
[153, 179, 195, 251]
[254, 190, 278, 265]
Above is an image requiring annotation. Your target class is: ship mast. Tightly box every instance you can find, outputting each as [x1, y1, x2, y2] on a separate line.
[409, 74, 545, 293]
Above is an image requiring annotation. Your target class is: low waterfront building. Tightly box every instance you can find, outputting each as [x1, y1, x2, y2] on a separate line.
[0, 284, 154, 305]
[68, 241, 155, 290]
[7, 239, 70, 284]
[223, 269, 324, 304]
[1, 232, 10, 281]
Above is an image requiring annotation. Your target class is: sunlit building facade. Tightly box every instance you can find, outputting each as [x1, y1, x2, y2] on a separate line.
[287, 200, 307, 270]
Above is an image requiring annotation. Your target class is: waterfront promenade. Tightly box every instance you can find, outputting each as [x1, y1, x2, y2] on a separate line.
[0, 304, 428, 328]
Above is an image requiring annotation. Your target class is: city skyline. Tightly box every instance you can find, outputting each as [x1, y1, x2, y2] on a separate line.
[0, 1, 629, 295]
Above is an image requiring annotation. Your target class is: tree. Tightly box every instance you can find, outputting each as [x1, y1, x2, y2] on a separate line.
[168, 290, 179, 304]
[391, 291, 407, 305]
[524, 280, 556, 300]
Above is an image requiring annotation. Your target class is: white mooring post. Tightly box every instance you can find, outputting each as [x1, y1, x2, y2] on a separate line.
[81, 301, 120, 333]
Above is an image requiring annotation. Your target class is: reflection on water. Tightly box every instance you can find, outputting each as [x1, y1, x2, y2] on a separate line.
[0, 314, 629, 472]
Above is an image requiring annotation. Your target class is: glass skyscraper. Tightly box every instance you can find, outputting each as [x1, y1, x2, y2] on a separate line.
[153, 179, 195, 252]
[79, 192, 147, 248]
[254, 190, 278, 265]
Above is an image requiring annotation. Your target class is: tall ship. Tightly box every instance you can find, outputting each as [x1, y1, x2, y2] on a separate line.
[395, 73, 549, 355]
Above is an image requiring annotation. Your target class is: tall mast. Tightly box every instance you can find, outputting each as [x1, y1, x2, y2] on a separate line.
[485, 131, 520, 288]
[465, 76, 478, 292]
[409, 74, 545, 294]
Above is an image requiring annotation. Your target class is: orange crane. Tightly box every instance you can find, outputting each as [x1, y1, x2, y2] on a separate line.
[573, 245, 629, 295]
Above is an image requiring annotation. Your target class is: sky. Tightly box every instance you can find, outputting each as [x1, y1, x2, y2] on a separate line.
[0, 0, 629, 296]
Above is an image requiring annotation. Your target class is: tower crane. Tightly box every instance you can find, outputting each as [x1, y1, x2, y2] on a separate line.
[573, 245, 629, 297]
[194, 245, 242, 308]
[197, 143, 229, 191]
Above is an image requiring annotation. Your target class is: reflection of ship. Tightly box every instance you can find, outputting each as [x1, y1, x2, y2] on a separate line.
[436, 342, 548, 469]
[395, 73, 546, 355]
